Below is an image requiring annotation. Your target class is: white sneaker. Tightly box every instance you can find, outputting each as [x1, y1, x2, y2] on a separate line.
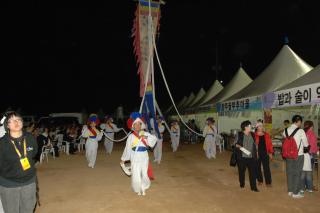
[142, 190, 146, 196]
[306, 189, 313, 193]
[137, 192, 141, 196]
[288, 192, 293, 196]
[292, 193, 304, 199]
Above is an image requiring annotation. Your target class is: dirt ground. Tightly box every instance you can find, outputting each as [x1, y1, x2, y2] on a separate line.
[35, 139, 319, 213]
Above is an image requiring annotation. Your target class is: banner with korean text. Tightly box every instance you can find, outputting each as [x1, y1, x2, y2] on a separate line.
[217, 96, 262, 113]
[263, 83, 320, 109]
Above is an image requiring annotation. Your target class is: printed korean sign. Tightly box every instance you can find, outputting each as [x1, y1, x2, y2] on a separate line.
[217, 96, 262, 112]
[263, 83, 320, 108]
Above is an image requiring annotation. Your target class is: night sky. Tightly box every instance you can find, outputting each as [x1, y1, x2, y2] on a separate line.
[2, 0, 320, 116]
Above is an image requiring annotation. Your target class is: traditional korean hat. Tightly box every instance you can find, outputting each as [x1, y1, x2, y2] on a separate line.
[127, 112, 146, 130]
[87, 113, 100, 125]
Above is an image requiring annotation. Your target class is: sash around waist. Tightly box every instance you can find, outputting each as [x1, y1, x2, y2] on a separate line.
[132, 146, 147, 152]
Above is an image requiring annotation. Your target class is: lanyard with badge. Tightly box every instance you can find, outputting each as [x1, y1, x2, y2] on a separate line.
[10, 139, 31, 171]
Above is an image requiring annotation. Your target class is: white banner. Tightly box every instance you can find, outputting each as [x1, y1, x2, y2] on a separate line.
[263, 83, 320, 108]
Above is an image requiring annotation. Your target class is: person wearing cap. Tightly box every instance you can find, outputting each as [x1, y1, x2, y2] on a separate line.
[202, 117, 217, 159]
[254, 120, 273, 187]
[81, 114, 103, 168]
[0, 111, 38, 212]
[170, 120, 180, 152]
[120, 112, 157, 196]
[153, 116, 165, 164]
[100, 116, 120, 155]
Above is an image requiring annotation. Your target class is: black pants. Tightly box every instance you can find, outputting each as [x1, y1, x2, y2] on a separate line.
[237, 158, 257, 190]
[69, 142, 77, 154]
[257, 155, 272, 184]
[53, 145, 59, 157]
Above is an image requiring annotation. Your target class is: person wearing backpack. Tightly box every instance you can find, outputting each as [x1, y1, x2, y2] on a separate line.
[235, 120, 259, 192]
[282, 115, 308, 199]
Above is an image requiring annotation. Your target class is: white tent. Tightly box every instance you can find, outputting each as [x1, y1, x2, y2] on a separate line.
[176, 96, 188, 108]
[164, 105, 173, 114]
[194, 80, 223, 106]
[271, 65, 320, 137]
[277, 64, 320, 90]
[181, 92, 195, 108]
[218, 45, 313, 134]
[227, 45, 313, 101]
[201, 66, 252, 106]
[188, 88, 206, 107]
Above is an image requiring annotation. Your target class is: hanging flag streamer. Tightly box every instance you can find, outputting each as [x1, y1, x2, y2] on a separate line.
[132, 0, 161, 97]
[132, 0, 162, 138]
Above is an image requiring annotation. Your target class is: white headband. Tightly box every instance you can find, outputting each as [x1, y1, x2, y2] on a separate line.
[132, 118, 146, 130]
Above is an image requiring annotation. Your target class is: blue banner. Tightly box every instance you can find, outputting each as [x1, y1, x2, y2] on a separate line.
[142, 93, 161, 138]
[217, 96, 262, 112]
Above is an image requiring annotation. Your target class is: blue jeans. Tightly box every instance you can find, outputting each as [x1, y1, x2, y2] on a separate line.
[301, 171, 313, 190]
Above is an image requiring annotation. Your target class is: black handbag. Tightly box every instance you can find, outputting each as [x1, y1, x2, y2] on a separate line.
[229, 148, 237, 167]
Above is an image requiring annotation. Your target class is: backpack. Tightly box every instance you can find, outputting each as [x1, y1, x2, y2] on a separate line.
[282, 128, 301, 159]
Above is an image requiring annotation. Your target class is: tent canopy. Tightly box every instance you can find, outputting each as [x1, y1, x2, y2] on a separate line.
[278, 65, 320, 90]
[227, 45, 313, 101]
[176, 96, 188, 108]
[181, 92, 195, 108]
[188, 88, 206, 107]
[194, 80, 223, 106]
[201, 66, 252, 106]
[164, 105, 173, 114]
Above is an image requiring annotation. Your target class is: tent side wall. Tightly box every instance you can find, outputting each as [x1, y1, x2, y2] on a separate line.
[272, 107, 319, 137]
[218, 110, 263, 134]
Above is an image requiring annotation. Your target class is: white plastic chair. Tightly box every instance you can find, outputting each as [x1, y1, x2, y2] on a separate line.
[77, 137, 86, 152]
[56, 134, 65, 153]
[40, 146, 48, 163]
[40, 145, 55, 163]
[216, 134, 225, 153]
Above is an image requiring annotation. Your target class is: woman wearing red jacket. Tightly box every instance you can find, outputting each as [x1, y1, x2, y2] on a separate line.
[255, 120, 273, 187]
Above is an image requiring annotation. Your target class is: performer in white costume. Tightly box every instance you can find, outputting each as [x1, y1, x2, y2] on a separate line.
[170, 120, 180, 152]
[100, 115, 120, 155]
[81, 114, 103, 168]
[202, 117, 217, 159]
[153, 117, 165, 164]
[120, 112, 157, 196]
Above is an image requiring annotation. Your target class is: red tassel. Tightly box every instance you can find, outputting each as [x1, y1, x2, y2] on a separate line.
[147, 161, 154, 180]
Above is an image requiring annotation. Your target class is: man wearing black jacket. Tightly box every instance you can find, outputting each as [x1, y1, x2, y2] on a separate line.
[235, 120, 259, 192]
[0, 111, 38, 213]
